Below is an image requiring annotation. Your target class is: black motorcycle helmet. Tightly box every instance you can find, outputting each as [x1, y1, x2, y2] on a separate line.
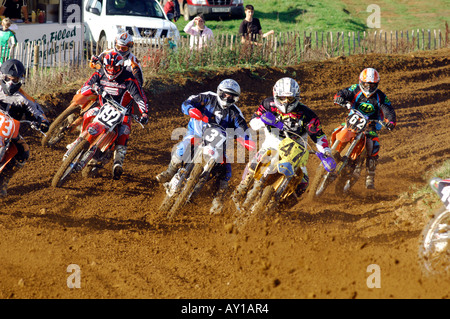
[0, 59, 26, 95]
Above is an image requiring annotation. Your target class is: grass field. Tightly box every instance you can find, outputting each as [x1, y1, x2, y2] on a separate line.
[174, 0, 450, 36]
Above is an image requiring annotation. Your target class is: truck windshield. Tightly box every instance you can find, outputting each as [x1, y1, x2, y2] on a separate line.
[106, 0, 165, 18]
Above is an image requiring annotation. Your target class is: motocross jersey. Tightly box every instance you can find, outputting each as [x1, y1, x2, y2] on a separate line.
[181, 91, 251, 141]
[334, 84, 397, 129]
[251, 97, 329, 151]
[91, 49, 144, 88]
[80, 68, 148, 116]
[0, 84, 47, 124]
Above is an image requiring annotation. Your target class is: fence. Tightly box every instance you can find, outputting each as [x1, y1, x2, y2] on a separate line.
[3, 25, 449, 79]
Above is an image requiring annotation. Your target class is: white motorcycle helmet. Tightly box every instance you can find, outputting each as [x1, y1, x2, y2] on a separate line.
[273, 77, 300, 113]
[217, 79, 240, 109]
[115, 31, 134, 59]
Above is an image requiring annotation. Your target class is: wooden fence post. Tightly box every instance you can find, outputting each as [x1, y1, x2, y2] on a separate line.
[33, 44, 39, 75]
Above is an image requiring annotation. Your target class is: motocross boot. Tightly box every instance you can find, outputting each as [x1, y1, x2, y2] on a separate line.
[365, 157, 377, 189]
[155, 156, 182, 183]
[112, 145, 127, 180]
[210, 180, 229, 215]
[0, 161, 24, 197]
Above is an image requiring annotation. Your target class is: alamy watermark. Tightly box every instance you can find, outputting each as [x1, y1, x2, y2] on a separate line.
[366, 4, 381, 29]
[366, 264, 381, 288]
[67, 264, 81, 288]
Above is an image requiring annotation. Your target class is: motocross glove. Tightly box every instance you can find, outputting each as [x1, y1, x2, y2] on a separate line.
[139, 113, 149, 125]
[188, 107, 208, 123]
[90, 55, 102, 69]
[334, 96, 345, 106]
[91, 83, 104, 96]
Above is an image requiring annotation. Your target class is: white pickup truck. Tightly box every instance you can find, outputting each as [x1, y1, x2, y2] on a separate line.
[83, 0, 180, 49]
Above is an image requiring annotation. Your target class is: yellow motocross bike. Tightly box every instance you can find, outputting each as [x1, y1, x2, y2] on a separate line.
[232, 112, 336, 229]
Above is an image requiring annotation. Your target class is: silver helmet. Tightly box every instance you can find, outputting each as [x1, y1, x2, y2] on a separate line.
[273, 77, 300, 113]
[217, 79, 240, 109]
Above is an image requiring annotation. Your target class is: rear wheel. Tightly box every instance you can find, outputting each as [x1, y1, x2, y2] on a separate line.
[52, 139, 90, 188]
[41, 104, 80, 147]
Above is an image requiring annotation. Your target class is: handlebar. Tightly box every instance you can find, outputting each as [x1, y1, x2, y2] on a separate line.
[20, 120, 47, 136]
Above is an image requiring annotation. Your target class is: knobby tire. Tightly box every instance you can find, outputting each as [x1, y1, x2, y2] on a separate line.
[52, 139, 90, 188]
[167, 163, 203, 221]
[42, 104, 81, 147]
[418, 207, 450, 276]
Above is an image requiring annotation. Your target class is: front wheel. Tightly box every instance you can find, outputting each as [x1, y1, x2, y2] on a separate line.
[41, 104, 80, 147]
[250, 185, 275, 218]
[52, 139, 90, 188]
[167, 162, 203, 221]
[307, 165, 332, 200]
[418, 207, 450, 276]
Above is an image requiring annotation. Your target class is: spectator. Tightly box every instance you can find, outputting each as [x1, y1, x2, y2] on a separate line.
[239, 4, 273, 45]
[0, 0, 29, 24]
[0, 18, 17, 63]
[163, 0, 180, 22]
[183, 14, 214, 50]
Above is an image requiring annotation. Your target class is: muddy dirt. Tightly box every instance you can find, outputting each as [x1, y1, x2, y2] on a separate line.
[0, 48, 449, 301]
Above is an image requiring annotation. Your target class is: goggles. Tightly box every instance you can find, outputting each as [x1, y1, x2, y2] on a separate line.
[115, 44, 130, 52]
[6, 75, 21, 83]
[219, 91, 239, 103]
[105, 65, 122, 73]
[278, 96, 296, 104]
[361, 82, 378, 91]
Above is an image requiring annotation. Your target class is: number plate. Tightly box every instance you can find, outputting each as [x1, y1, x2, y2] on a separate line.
[95, 104, 123, 128]
[212, 7, 230, 13]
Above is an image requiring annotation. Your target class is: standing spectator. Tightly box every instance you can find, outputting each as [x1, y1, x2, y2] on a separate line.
[0, 18, 17, 64]
[239, 4, 273, 45]
[163, 0, 180, 22]
[183, 14, 214, 50]
[0, 0, 29, 23]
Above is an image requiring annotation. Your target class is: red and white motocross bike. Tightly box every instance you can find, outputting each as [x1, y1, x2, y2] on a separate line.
[51, 92, 141, 188]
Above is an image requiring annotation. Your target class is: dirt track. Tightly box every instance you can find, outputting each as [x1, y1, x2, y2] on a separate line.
[0, 48, 449, 300]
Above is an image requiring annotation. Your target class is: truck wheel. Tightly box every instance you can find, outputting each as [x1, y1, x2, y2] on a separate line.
[183, 3, 192, 21]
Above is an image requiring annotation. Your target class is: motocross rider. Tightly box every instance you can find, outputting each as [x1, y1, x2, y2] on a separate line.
[333, 67, 396, 189]
[90, 31, 145, 98]
[65, 51, 149, 180]
[155, 79, 255, 214]
[232, 77, 332, 204]
[0, 59, 50, 197]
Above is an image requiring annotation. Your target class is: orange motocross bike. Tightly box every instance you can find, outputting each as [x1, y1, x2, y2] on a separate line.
[41, 91, 98, 148]
[309, 105, 385, 198]
[0, 109, 45, 174]
[41, 61, 103, 148]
